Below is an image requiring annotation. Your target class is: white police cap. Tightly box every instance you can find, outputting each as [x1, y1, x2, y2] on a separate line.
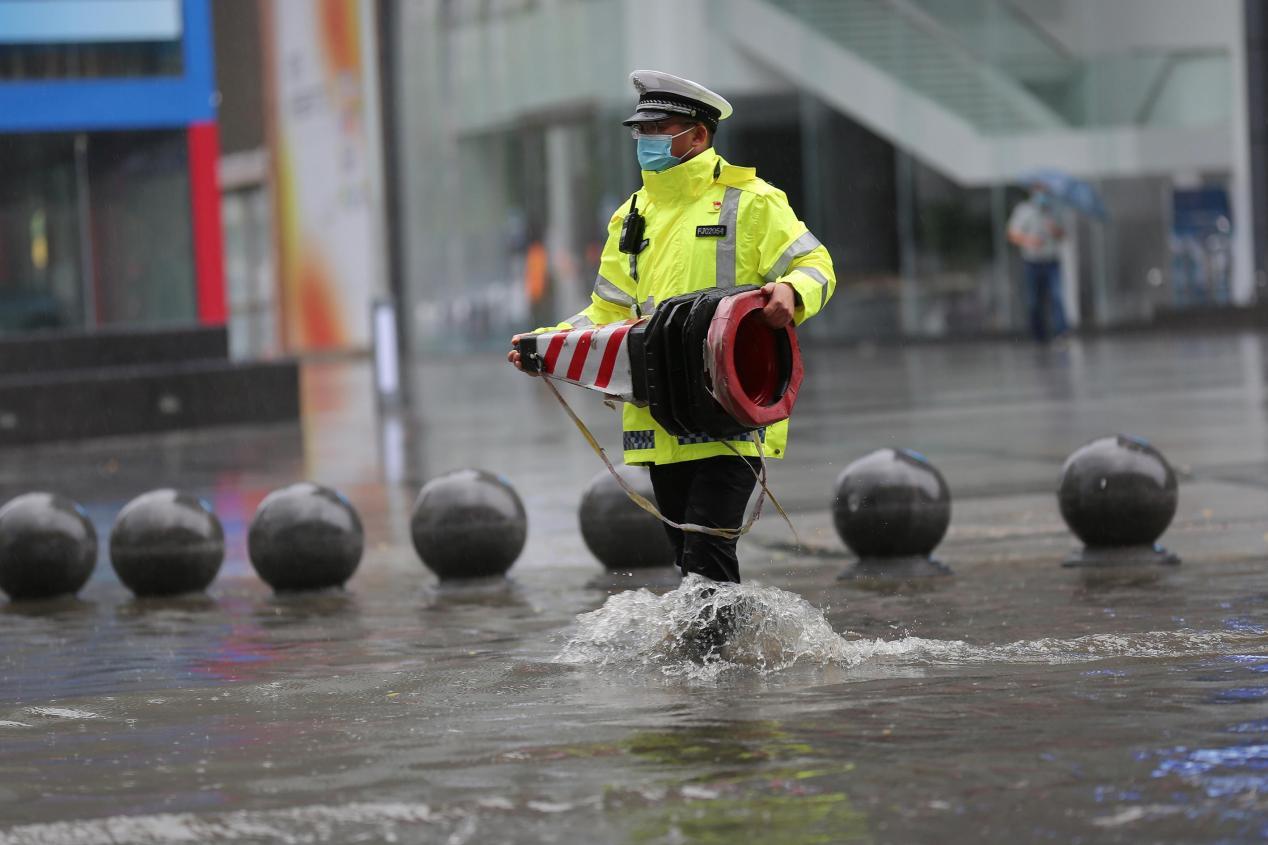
[621, 70, 733, 130]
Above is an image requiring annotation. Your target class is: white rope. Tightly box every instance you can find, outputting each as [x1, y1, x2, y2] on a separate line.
[540, 375, 799, 544]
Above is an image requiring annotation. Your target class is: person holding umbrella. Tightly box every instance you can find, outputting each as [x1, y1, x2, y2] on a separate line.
[1007, 183, 1069, 343]
[1008, 169, 1108, 344]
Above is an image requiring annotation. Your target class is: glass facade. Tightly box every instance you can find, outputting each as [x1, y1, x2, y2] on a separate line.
[0, 134, 84, 332]
[0, 130, 196, 336]
[0, 0, 217, 338]
[392, 0, 1248, 353]
[222, 185, 277, 360]
[394, 0, 631, 355]
[88, 130, 196, 326]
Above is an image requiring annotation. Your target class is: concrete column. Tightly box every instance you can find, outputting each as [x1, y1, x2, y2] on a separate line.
[1059, 209, 1081, 329]
[358, 0, 388, 303]
[989, 184, 1013, 333]
[895, 150, 921, 335]
[1230, 0, 1258, 304]
[1246, 0, 1268, 299]
[546, 125, 583, 321]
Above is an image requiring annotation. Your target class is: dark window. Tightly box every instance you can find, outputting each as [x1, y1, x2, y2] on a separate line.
[0, 40, 183, 80]
[0, 129, 196, 336]
[0, 134, 84, 333]
[89, 130, 195, 327]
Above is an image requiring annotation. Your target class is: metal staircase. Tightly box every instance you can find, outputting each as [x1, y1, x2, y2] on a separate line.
[765, 0, 1067, 134]
[727, 0, 1232, 184]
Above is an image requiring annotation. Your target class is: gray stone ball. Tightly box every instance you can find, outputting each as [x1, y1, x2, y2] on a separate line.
[109, 489, 224, 597]
[579, 466, 674, 571]
[832, 448, 952, 558]
[0, 492, 97, 601]
[1058, 435, 1178, 547]
[411, 469, 526, 580]
[248, 483, 364, 591]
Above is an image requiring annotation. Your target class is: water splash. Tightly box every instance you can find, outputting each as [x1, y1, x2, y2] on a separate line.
[557, 575, 955, 678]
[557, 576, 1268, 678]
[0, 803, 445, 845]
[22, 707, 100, 720]
[0, 800, 603, 845]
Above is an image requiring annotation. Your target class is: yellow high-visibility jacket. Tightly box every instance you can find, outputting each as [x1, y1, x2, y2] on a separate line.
[540, 147, 835, 465]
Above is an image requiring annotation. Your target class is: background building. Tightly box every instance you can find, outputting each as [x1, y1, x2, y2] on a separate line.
[390, 0, 1264, 352]
[213, 0, 388, 360]
[0, 0, 223, 335]
[0, 0, 298, 445]
[5, 0, 1264, 371]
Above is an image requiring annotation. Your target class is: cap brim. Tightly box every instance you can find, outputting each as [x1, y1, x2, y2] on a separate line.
[621, 109, 674, 126]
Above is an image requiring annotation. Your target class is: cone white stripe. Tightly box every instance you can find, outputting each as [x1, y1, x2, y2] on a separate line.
[533, 320, 639, 402]
[579, 323, 616, 385]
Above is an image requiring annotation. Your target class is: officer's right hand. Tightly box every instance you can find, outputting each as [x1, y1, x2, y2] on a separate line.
[507, 336, 537, 376]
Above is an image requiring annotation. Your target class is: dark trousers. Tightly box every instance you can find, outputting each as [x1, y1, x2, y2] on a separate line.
[1022, 259, 1068, 342]
[648, 456, 760, 584]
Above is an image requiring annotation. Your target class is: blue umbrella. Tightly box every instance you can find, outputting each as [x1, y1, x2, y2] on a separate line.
[1017, 168, 1108, 220]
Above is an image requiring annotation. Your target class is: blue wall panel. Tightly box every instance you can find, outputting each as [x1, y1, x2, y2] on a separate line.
[0, 0, 215, 133]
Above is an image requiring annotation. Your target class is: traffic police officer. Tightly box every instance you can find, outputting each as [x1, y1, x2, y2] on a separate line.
[510, 70, 836, 585]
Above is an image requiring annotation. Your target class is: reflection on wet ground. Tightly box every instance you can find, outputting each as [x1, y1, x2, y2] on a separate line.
[2, 333, 1268, 843]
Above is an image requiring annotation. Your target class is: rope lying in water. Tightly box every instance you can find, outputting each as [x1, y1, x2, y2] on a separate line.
[540, 375, 800, 545]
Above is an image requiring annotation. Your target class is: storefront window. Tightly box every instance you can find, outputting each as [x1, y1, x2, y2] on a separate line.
[0, 129, 195, 336]
[89, 130, 195, 327]
[0, 133, 84, 333]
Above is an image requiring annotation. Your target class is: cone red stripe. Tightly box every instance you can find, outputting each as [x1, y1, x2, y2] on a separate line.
[594, 323, 631, 390]
[566, 329, 595, 381]
[542, 333, 568, 373]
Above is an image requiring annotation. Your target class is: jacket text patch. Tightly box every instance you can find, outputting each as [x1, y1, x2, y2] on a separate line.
[695, 225, 727, 238]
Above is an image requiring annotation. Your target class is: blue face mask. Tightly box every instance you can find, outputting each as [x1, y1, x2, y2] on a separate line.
[636, 127, 693, 172]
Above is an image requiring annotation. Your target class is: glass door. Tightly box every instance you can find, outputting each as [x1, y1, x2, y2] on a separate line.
[0, 133, 85, 334]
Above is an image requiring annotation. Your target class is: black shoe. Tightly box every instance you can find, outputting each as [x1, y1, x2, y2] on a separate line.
[685, 591, 735, 661]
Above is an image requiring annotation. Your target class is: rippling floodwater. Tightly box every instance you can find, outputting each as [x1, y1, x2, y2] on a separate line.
[3, 337, 1268, 843]
[2, 554, 1267, 845]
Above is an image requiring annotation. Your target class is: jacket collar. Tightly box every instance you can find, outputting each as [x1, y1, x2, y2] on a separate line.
[642, 147, 721, 204]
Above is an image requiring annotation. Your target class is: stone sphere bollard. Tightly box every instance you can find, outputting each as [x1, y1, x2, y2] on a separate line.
[411, 469, 526, 580]
[832, 448, 952, 578]
[1058, 435, 1179, 566]
[248, 483, 365, 591]
[579, 466, 674, 571]
[109, 489, 224, 597]
[0, 493, 97, 601]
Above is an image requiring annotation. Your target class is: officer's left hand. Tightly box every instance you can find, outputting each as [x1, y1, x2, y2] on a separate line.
[760, 282, 797, 329]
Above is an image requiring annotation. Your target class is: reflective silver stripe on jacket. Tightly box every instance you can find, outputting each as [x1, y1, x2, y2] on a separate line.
[763, 231, 822, 282]
[593, 273, 636, 309]
[640, 295, 656, 316]
[565, 312, 594, 328]
[788, 266, 831, 311]
[715, 187, 742, 288]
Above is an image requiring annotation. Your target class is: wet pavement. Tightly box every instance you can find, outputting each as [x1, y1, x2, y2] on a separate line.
[1, 332, 1267, 843]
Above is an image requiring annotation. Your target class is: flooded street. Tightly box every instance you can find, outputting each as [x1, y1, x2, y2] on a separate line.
[2, 334, 1267, 844]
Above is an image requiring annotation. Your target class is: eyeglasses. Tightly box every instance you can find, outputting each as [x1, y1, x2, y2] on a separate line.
[629, 122, 693, 139]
